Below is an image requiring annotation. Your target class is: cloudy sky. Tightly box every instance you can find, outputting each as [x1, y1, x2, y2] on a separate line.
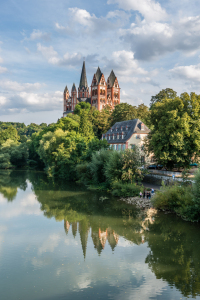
[0, 0, 200, 124]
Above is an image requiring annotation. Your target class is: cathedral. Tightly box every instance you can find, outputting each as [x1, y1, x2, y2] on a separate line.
[63, 61, 120, 117]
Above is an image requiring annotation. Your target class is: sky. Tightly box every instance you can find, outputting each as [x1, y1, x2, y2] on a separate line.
[1, 0, 200, 124]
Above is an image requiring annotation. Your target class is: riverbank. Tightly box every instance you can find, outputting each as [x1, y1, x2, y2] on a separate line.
[119, 195, 154, 208]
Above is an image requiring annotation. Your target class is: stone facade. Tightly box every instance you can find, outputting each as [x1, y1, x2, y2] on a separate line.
[63, 61, 120, 117]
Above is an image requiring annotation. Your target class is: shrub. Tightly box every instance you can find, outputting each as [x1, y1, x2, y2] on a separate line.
[111, 181, 141, 197]
[89, 149, 112, 185]
[76, 162, 92, 184]
[104, 150, 123, 184]
[151, 184, 199, 221]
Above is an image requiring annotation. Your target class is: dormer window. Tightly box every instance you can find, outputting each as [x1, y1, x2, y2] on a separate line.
[112, 134, 115, 140]
[122, 132, 124, 139]
[121, 126, 123, 131]
[126, 125, 128, 130]
[141, 123, 145, 130]
[117, 133, 119, 139]
[116, 128, 118, 132]
[111, 128, 113, 132]
[109, 134, 110, 140]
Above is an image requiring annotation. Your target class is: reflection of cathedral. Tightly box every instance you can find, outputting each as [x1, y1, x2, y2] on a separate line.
[64, 220, 119, 258]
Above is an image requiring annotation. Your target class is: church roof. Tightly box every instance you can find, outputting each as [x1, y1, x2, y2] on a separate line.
[108, 70, 116, 87]
[72, 83, 76, 91]
[79, 61, 88, 88]
[95, 67, 103, 84]
[103, 119, 150, 144]
[64, 85, 69, 93]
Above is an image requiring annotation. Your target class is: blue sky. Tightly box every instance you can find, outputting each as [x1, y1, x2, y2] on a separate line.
[1, 0, 200, 124]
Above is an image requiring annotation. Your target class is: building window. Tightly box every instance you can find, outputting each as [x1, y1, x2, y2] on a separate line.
[117, 134, 119, 139]
[141, 145, 144, 151]
[122, 144, 126, 150]
[109, 135, 110, 140]
[131, 144, 135, 150]
[83, 93, 84, 97]
[136, 134, 141, 139]
[118, 144, 121, 151]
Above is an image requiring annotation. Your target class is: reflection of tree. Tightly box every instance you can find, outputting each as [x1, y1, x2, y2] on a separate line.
[0, 170, 27, 201]
[145, 213, 200, 298]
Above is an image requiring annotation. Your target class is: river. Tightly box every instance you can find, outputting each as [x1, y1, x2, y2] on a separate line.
[0, 170, 200, 300]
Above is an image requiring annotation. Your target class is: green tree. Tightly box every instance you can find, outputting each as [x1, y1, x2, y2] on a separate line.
[79, 110, 94, 139]
[110, 103, 137, 126]
[150, 88, 177, 107]
[74, 102, 91, 115]
[89, 106, 112, 139]
[147, 93, 200, 169]
[0, 126, 19, 145]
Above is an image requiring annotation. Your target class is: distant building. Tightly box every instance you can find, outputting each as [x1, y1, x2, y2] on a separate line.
[63, 61, 120, 117]
[102, 119, 150, 163]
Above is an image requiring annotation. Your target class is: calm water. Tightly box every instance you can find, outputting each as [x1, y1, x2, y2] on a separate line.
[0, 171, 200, 300]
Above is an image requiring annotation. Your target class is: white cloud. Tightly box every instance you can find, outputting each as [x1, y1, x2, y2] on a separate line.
[37, 43, 59, 63]
[0, 80, 46, 92]
[29, 29, 51, 41]
[104, 50, 148, 78]
[69, 8, 95, 27]
[107, 0, 167, 22]
[120, 16, 200, 60]
[0, 96, 6, 106]
[0, 89, 63, 114]
[37, 43, 97, 67]
[55, 7, 123, 37]
[0, 66, 7, 73]
[170, 64, 200, 82]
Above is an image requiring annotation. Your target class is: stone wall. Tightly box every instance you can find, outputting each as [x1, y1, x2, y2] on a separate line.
[143, 173, 194, 186]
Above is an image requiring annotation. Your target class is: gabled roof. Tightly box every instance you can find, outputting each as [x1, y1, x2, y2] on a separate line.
[95, 67, 103, 84]
[108, 70, 116, 87]
[103, 119, 150, 144]
[79, 61, 88, 88]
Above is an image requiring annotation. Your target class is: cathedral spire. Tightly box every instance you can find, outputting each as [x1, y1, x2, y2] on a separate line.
[79, 60, 88, 88]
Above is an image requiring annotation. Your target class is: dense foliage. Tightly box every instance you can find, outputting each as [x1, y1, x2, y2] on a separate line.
[152, 168, 200, 221]
[147, 91, 200, 169]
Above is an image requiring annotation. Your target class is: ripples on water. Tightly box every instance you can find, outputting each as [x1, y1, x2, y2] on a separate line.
[0, 170, 200, 300]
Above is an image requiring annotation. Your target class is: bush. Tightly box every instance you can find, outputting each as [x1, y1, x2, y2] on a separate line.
[111, 181, 141, 197]
[76, 162, 92, 184]
[151, 184, 199, 221]
[89, 149, 112, 185]
[104, 150, 123, 184]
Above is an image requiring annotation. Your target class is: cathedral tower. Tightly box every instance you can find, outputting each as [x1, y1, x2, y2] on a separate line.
[107, 70, 120, 109]
[78, 61, 90, 101]
[71, 83, 77, 111]
[63, 85, 71, 112]
[91, 67, 107, 111]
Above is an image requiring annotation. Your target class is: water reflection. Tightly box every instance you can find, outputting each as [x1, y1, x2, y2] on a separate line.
[0, 170, 200, 300]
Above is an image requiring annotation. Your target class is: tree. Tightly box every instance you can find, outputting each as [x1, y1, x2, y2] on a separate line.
[79, 110, 94, 140]
[147, 93, 200, 169]
[89, 106, 112, 139]
[0, 126, 19, 145]
[150, 88, 177, 107]
[74, 102, 91, 115]
[110, 103, 137, 126]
